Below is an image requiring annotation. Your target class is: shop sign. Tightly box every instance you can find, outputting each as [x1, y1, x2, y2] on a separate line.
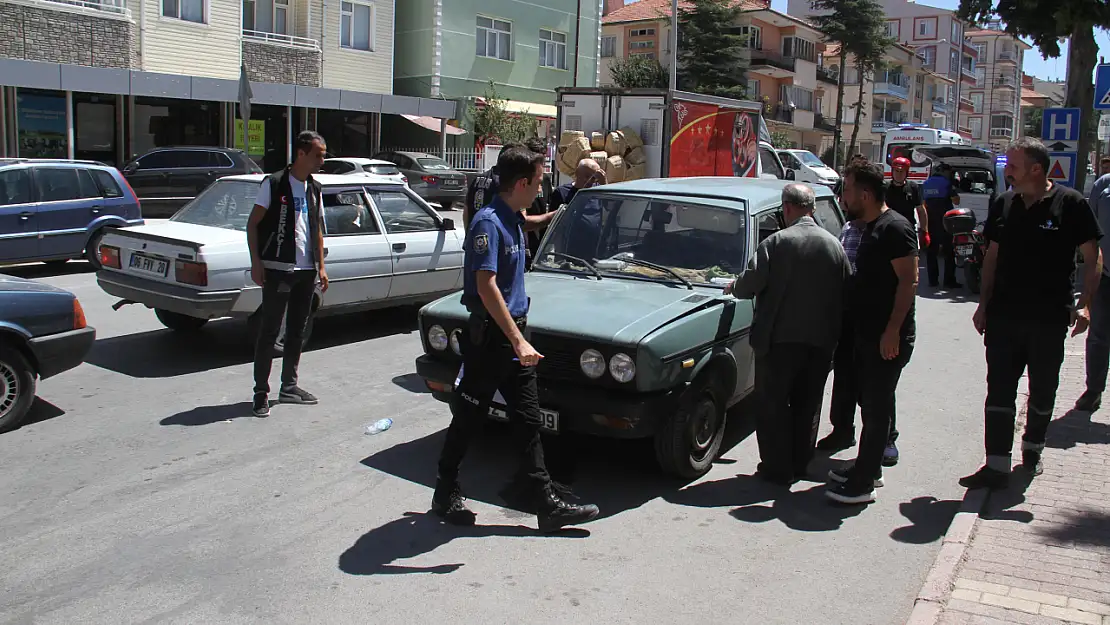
[234, 119, 266, 158]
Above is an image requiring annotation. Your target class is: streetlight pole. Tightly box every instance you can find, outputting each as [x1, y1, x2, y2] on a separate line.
[669, 0, 678, 91]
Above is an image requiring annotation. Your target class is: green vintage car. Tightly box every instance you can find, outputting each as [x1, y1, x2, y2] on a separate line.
[414, 177, 846, 478]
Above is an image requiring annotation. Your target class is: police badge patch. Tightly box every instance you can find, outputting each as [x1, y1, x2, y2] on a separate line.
[474, 233, 489, 253]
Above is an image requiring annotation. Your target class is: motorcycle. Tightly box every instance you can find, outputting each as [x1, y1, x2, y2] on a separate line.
[943, 208, 986, 295]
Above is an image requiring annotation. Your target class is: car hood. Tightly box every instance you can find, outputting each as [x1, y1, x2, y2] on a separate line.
[809, 165, 839, 179]
[916, 146, 995, 169]
[0, 273, 72, 294]
[121, 221, 246, 246]
[424, 272, 731, 346]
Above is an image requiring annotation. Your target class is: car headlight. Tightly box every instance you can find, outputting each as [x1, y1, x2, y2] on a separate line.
[609, 352, 636, 383]
[428, 325, 448, 351]
[449, 329, 463, 355]
[580, 349, 606, 379]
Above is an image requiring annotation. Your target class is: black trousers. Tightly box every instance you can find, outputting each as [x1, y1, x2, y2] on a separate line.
[437, 315, 551, 491]
[1084, 274, 1110, 397]
[828, 317, 899, 444]
[755, 343, 835, 479]
[253, 269, 316, 395]
[848, 337, 914, 489]
[926, 229, 957, 285]
[983, 317, 1067, 464]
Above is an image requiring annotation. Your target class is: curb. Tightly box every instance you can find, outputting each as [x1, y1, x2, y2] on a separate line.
[905, 486, 990, 625]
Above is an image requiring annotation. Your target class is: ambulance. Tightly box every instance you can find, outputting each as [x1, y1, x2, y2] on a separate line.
[881, 123, 970, 181]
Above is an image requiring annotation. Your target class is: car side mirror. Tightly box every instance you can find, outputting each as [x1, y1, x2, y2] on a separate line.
[785, 170, 796, 180]
[122, 162, 138, 174]
[441, 218, 455, 230]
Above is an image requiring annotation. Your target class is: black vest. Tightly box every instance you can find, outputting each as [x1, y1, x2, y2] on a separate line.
[258, 167, 323, 271]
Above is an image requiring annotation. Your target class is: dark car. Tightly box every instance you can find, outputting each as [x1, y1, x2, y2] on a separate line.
[121, 147, 262, 218]
[0, 274, 96, 432]
[0, 159, 144, 269]
[372, 151, 467, 209]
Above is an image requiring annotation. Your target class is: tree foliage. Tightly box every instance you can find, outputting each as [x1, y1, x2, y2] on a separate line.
[468, 81, 539, 145]
[769, 130, 794, 149]
[609, 56, 669, 89]
[676, 0, 749, 99]
[956, 0, 1110, 187]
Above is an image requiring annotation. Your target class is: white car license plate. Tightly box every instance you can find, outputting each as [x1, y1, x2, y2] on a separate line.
[956, 244, 974, 257]
[489, 403, 560, 433]
[129, 252, 169, 277]
[443, 179, 461, 187]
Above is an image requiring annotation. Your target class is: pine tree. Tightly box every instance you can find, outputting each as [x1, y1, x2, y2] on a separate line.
[676, 0, 749, 99]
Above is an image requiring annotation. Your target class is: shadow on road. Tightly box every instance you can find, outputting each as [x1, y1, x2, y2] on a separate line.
[337, 511, 587, 576]
[5, 397, 66, 432]
[1035, 508, 1110, 548]
[86, 308, 419, 379]
[1046, 408, 1110, 450]
[160, 401, 270, 426]
[1, 261, 96, 280]
[392, 373, 431, 394]
[890, 496, 963, 544]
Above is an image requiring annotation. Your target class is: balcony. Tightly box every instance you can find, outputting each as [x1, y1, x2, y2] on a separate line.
[749, 49, 796, 77]
[996, 51, 1017, 64]
[872, 111, 909, 132]
[35, 0, 130, 17]
[873, 74, 911, 101]
[993, 99, 1016, 114]
[1, 0, 137, 69]
[814, 113, 836, 132]
[990, 127, 1014, 138]
[242, 30, 321, 51]
[959, 96, 974, 112]
[961, 66, 978, 84]
[816, 65, 839, 85]
[769, 103, 794, 124]
[242, 29, 322, 87]
[994, 75, 1018, 90]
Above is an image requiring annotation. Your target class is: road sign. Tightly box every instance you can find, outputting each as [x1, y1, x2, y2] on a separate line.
[1096, 64, 1110, 110]
[1045, 140, 1079, 152]
[1042, 108, 1082, 142]
[1047, 151, 1077, 188]
[1099, 113, 1110, 141]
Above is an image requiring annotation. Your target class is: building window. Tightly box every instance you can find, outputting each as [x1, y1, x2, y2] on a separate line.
[973, 43, 986, 60]
[539, 29, 567, 70]
[917, 46, 936, 68]
[969, 117, 982, 139]
[991, 115, 1012, 128]
[914, 17, 937, 39]
[737, 24, 762, 49]
[884, 20, 900, 39]
[970, 92, 983, 113]
[630, 52, 656, 59]
[243, 0, 289, 34]
[340, 1, 375, 51]
[629, 28, 655, 37]
[600, 35, 616, 58]
[477, 16, 512, 60]
[949, 49, 960, 79]
[747, 79, 760, 98]
[162, 0, 204, 23]
[950, 19, 961, 42]
[630, 40, 654, 50]
[782, 36, 816, 62]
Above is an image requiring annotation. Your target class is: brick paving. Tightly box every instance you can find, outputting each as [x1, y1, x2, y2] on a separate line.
[933, 334, 1110, 625]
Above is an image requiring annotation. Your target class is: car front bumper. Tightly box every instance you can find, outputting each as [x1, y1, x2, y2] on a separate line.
[29, 326, 96, 379]
[96, 271, 241, 319]
[415, 354, 682, 439]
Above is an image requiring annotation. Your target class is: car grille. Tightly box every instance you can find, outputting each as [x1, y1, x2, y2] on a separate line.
[530, 333, 634, 390]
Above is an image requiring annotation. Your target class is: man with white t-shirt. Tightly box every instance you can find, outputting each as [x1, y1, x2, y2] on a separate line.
[246, 130, 330, 417]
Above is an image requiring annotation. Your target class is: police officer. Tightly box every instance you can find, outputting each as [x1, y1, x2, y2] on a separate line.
[464, 143, 517, 230]
[432, 146, 599, 532]
[960, 138, 1103, 490]
[921, 162, 961, 288]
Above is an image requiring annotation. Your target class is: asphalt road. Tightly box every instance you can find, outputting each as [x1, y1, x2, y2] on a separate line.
[0, 253, 992, 625]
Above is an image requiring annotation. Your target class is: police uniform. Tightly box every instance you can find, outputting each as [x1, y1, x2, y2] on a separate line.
[436, 194, 552, 498]
[978, 184, 1101, 474]
[465, 167, 500, 230]
[921, 173, 960, 286]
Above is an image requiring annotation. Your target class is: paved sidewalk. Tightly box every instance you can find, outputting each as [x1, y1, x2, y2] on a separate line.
[925, 334, 1110, 625]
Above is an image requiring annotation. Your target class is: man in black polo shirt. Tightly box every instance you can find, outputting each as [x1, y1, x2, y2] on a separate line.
[827, 160, 919, 505]
[885, 156, 928, 249]
[960, 138, 1103, 490]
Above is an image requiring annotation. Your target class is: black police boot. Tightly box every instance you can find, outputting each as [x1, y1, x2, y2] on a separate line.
[431, 478, 477, 526]
[1022, 450, 1044, 477]
[958, 466, 1010, 490]
[1075, 391, 1102, 413]
[537, 484, 599, 533]
[816, 429, 856, 452]
[500, 475, 576, 513]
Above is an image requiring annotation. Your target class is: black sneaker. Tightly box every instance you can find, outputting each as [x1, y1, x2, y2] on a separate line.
[826, 482, 876, 504]
[882, 442, 900, 467]
[1075, 391, 1102, 413]
[500, 479, 576, 513]
[431, 479, 477, 526]
[1022, 450, 1044, 477]
[252, 393, 270, 418]
[958, 466, 1010, 490]
[537, 486, 600, 533]
[279, 386, 318, 405]
[944, 281, 963, 289]
[816, 430, 856, 451]
[827, 466, 884, 488]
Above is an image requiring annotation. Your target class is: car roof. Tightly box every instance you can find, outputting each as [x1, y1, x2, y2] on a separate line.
[325, 157, 397, 166]
[0, 158, 117, 171]
[394, 151, 443, 159]
[148, 146, 244, 152]
[590, 176, 834, 208]
[219, 173, 405, 186]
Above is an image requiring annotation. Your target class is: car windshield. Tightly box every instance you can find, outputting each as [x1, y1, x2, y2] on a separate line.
[535, 193, 747, 287]
[417, 157, 451, 171]
[170, 179, 259, 230]
[366, 164, 401, 176]
[797, 151, 824, 166]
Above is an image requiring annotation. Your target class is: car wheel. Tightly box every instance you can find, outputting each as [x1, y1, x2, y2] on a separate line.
[0, 344, 37, 434]
[155, 309, 209, 332]
[248, 308, 314, 358]
[85, 229, 108, 269]
[654, 375, 727, 479]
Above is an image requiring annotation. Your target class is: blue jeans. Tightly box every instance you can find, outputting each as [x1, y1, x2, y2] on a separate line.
[1084, 274, 1110, 396]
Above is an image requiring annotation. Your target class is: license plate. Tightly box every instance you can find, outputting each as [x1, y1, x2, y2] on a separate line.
[129, 252, 169, 277]
[443, 179, 461, 187]
[489, 403, 560, 433]
[956, 244, 974, 256]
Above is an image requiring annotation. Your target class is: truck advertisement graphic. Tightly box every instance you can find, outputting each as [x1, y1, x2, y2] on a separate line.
[668, 99, 761, 178]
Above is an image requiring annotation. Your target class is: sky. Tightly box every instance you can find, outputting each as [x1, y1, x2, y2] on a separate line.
[625, 0, 1108, 82]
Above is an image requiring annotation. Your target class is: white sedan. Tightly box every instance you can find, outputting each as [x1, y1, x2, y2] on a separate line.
[321, 157, 408, 186]
[95, 174, 464, 350]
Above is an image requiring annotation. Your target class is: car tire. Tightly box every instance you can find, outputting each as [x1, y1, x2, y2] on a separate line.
[0, 343, 37, 434]
[248, 308, 315, 358]
[85, 229, 108, 269]
[654, 374, 727, 480]
[155, 309, 209, 332]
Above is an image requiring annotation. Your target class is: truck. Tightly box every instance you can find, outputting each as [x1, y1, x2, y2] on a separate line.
[551, 87, 790, 185]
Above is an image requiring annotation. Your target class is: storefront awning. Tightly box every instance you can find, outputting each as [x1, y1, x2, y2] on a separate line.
[401, 114, 468, 135]
[475, 97, 557, 119]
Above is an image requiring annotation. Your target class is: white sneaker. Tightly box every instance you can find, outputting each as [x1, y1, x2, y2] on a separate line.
[827, 466, 884, 488]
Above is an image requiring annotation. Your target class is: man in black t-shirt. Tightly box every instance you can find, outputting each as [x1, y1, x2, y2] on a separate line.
[960, 138, 1103, 491]
[826, 160, 919, 505]
[884, 157, 928, 248]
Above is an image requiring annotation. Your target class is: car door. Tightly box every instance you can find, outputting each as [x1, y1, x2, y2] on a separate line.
[167, 150, 219, 201]
[734, 206, 787, 393]
[0, 167, 40, 262]
[32, 165, 103, 259]
[367, 185, 462, 298]
[319, 187, 393, 309]
[123, 150, 181, 216]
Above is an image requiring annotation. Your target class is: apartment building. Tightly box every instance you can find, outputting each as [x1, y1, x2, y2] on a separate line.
[1019, 73, 1064, 139]
[963, 21, 1030, 151]
[789, 0, 978, 135]
[0, 0, 453, 169]
[392, 0, 601, 148]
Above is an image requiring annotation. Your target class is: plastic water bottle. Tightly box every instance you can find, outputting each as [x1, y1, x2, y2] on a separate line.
[364, 418, 392, 435]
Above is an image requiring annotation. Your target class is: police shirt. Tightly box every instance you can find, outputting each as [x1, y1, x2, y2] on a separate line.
[465, 167, 500, 229]
[921, 174, 958, 234]
[885, 179, 922, 227]
[461, 195, 529, 318]
[851, 209, 918, 342]
[983, 184, 1102, 326]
